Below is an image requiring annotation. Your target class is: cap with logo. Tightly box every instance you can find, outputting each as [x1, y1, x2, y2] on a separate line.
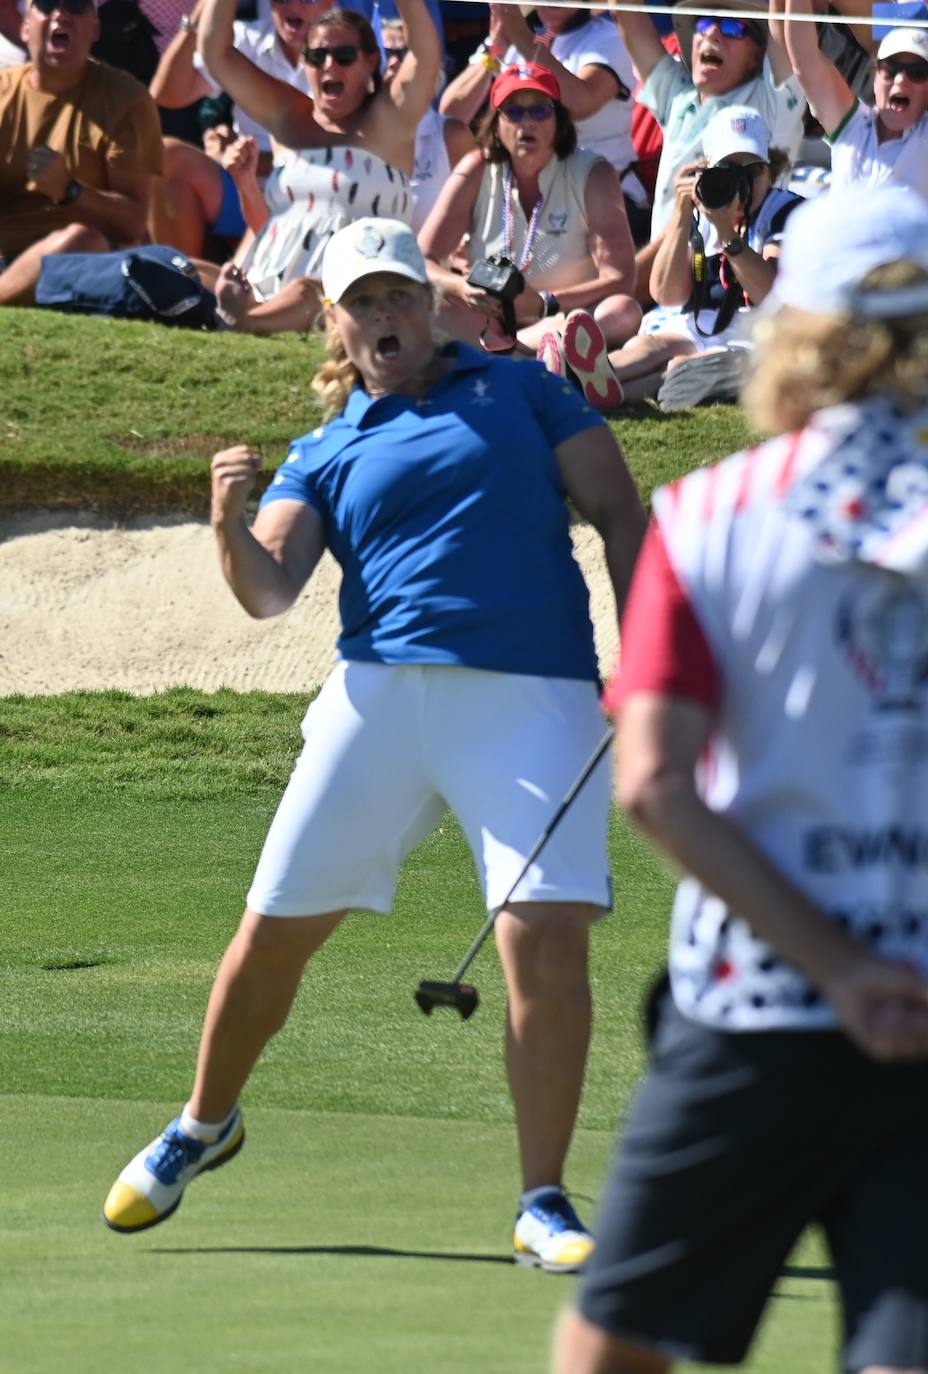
[768, 185, 928, 317]
[877, 26, 928, 62]
[702, 104, 770, 164]
[321, 218, 429, 305]
[490, 62, 561, 110]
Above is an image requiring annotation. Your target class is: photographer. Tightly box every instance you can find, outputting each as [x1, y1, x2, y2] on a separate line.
[602, 105, 802, 402]
[418, 62, 639, 410]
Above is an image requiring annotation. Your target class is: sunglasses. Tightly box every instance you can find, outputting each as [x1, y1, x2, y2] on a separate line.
[500, 100, 555, 124]
[32, 0, 94, 15]
[876, 55, 928, 84]
[305, 43, 361, 67]
[385, 45, 408, 60]
[694, 15, 760, 40]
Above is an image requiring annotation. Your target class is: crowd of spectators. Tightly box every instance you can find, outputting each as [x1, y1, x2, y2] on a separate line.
[1, 0, 927, 401]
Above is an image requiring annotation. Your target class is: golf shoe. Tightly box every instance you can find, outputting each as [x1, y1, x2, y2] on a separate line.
[513, 1187, 594, 1273]
[103, 1110, 244, 1233]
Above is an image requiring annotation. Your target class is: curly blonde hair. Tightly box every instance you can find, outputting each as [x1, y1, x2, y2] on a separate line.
[311, 321, 364, 420]
[743, 260, 928, 433]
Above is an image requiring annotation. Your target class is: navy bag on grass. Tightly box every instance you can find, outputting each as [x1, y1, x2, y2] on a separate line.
[36, 245, 218, 329]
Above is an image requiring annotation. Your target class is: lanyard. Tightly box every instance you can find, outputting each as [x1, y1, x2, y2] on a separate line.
[502, 164, 543, 271]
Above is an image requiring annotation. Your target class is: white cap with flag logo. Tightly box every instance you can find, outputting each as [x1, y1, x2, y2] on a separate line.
[702, 105, 770, 166]
[321, 218, 429, 306]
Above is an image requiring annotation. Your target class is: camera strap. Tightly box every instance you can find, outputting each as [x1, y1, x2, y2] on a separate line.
[689, 218, 744, 340]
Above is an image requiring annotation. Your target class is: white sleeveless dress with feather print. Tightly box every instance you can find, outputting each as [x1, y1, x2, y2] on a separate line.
[243, 145, 412, 301]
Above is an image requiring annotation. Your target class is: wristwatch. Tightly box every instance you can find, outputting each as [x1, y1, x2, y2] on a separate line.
[179, 13, 197, 33]
[723, 237, 746, 258]
[538, 291, 561, 319]
[54, 179, 83, 206]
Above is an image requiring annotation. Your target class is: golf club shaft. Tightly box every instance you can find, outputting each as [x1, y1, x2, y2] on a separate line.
[449, 725, 615, 985]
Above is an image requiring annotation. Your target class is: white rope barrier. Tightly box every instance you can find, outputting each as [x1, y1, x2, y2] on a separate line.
[442, 0, 928, 29]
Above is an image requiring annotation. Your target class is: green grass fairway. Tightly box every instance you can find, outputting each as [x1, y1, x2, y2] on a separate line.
[4, 1097, 837, 1374]
[2, 696, 840, 1371]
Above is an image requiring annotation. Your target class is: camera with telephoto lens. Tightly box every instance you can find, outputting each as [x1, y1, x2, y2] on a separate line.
[695, 163, 753, 212]
[467, 254, 525, 340]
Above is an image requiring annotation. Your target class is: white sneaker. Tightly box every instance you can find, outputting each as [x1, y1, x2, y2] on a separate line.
[103, 1110, 244, 1234]
[513, 1187, 595, 1273]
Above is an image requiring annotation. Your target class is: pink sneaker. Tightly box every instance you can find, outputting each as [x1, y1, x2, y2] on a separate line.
[536, 329, 567, 377]
[562, 310, 623, 410]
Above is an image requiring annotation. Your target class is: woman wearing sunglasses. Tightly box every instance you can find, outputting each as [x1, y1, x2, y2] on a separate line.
[784, 2, 928, 202]
[419, 63, 639, 411]
[189, 0, 440, 332]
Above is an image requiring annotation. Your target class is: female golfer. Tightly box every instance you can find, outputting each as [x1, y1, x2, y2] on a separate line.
[556, 184, 928, 1370]
[103, 216, 647, 1273]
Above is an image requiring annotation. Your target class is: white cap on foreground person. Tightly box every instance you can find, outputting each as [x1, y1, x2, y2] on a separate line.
[765, 183, 928, 318]
[320, 217, 429, 305]
[555, 183, 928, 1374]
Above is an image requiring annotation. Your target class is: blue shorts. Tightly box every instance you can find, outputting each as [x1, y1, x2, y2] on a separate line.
[210, 165, 247, 240]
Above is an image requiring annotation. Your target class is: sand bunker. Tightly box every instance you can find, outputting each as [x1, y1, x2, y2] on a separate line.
[0, 512, 620, 696]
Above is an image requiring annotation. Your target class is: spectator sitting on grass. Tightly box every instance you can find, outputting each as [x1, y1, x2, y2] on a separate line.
[380, 15, 475, 232]
[0, 0, 162, 306]
[785, 0, 928, 201]
[439, 4, 644, 236]
[418, 62, 639, 410]
[146, 0, 326, 259]
[190, 0, 441, 334]
[609, 0, 805, 300]
[601, 105, 802, 403]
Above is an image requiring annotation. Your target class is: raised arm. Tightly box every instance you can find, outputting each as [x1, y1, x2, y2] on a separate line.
[765, 0, 797, 85]
[439, 9, 506, 122]
[606, 0, 667, 85]
[385, 0, 443, 133]
[784, 0, 855, 131]
[489, 4, 624, 120]
[149, 0, 212, 109]
[198, 0, 321, 149]
[211, 446, 324, 619]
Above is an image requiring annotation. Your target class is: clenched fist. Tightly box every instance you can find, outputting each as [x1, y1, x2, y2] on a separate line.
[211, 444, 262, 524]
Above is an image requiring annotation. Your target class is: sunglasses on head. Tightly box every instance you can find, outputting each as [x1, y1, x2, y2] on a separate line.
[694, 15, 759, 40]
[32, 0, 94, 15]
[500, 100, 555, 123]
[305, 43, 361, 66]
[877, 55, 928, 83]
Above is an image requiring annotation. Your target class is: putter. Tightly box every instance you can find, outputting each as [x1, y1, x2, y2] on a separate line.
[414, 726, 614, 1020]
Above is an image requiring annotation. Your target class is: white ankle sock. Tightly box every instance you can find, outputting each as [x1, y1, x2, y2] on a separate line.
[519, 1184, 563, 1209]
[179, 1102, 238, 1143]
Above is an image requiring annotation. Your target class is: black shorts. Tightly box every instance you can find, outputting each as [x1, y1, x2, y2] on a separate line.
[578, 994, 928, 1370]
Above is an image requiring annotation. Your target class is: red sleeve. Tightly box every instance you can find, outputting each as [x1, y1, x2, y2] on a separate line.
[602, 521, 720, 714]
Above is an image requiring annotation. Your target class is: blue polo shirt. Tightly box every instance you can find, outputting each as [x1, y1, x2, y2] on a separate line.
[261, 344, 603, 681]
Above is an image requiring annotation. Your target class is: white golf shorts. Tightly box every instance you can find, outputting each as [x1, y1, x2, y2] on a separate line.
[246, 661, 612, 918]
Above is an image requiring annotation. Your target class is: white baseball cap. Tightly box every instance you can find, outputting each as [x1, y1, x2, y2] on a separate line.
[702, 104, 770, 165]
[768, 185, 928, 317]
[321, 218, 429, 305]
[877, 26, 928, 63]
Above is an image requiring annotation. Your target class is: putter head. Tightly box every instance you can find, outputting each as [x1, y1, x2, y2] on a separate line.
[414, 980, 479, 1020]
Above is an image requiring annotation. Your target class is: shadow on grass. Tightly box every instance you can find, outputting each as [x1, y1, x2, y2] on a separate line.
[151, 1243, 513, 1265]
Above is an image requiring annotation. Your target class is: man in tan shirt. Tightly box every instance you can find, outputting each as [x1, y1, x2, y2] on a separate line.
[0, 0, 163, 304]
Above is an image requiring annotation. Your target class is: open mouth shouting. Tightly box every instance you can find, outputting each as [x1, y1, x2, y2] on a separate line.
[47, 22, 74, 54]
[375, 333, 401, 361]
[888, 92, 911, 111]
